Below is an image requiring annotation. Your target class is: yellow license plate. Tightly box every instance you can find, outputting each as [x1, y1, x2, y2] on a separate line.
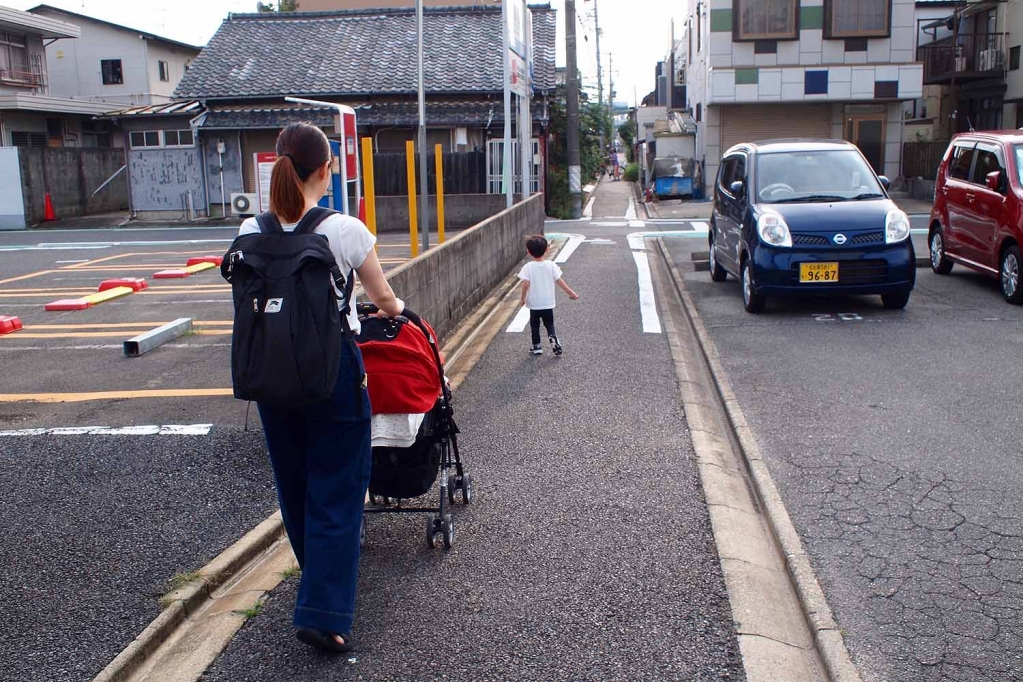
[799, 262, 839, 283]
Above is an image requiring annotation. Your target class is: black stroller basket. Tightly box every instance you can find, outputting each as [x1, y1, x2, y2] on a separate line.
[357, 303, 472, 550]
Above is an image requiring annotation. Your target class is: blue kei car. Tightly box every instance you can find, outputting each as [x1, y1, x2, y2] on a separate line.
[708, 139, 915, 313]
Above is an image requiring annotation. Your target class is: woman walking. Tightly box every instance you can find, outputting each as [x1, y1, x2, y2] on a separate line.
[237, 122, 404, 653]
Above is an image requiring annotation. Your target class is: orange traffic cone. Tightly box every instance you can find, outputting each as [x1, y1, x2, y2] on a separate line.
[43, 193, 57, 221]
[358, 197, 366, 223]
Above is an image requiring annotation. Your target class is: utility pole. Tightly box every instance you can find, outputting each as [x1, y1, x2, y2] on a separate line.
[566, 0, 581, 218]
[502, 0, 513, 208]
[608, 52, 614, 152]
[416, 0, 429, 251]
[594, 0, 604, 156]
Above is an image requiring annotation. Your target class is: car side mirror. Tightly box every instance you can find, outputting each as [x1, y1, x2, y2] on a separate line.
[730, 180, 745, 197]
[986, 170, 1003, 192]
[878, 175, 891, 190]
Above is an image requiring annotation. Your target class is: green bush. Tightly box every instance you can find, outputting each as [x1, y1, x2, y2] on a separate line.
[623, 163, 639, 182]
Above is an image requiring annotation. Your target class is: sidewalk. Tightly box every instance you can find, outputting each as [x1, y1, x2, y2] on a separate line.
[197, 179, 746, 681]
[646, 192, 934, 220]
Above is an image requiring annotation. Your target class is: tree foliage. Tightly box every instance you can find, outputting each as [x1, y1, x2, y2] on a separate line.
[618, 119, 637, 163]
[545, 83, 610, 219]
[257, 0, 298, 11]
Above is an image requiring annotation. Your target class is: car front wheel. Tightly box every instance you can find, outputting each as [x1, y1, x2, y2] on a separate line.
[1001, 245, 1023, 304]
[881, 290, 911, 309]
[741, 259, 766, 314]
[930, 228, 953, 275]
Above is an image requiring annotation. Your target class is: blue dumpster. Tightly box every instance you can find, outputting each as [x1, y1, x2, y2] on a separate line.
[655, 175, 693, 199]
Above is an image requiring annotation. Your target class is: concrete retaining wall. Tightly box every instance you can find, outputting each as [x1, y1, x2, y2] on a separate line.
[18, 148, 129, 225]
[0, 148, 26, 230]
[375, 193, 518, 233]
[385, 193, 544, 343]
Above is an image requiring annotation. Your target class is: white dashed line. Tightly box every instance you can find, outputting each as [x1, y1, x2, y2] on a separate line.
[0, 424, 213, 437]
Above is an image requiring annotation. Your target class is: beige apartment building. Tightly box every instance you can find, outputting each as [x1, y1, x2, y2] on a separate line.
[297, 0, 496, 10]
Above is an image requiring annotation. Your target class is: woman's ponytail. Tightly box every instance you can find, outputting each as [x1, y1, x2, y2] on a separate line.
[269, 122, 331, 224]
[269, 155, 306, 224]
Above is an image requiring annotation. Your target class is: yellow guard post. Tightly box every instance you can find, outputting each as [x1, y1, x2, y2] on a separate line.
[406, 139, 419, 258]
[434, 143, 446, 244]
[360, 137, 377, 238]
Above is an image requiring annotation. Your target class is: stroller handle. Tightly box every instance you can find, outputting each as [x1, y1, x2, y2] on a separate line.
[356, 302, 422, 327]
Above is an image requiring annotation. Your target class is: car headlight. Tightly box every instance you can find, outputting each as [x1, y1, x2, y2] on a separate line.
[757, 213, 792, 248]
[886, 209, 911, 244]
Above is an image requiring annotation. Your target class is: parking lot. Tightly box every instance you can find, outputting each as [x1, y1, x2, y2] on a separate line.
[0, 224, 446, 682]
[665, 235, 1023, 682]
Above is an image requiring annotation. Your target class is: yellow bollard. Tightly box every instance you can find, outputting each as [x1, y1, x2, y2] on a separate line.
[360, 137, 377, 238]
[406, 140, 419, 258]
[434, 143, 446, 244]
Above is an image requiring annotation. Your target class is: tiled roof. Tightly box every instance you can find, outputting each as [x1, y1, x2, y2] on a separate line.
[175, 5, 556, 101]
[201, 99, 547, 129]
[99, 100, 204, 118]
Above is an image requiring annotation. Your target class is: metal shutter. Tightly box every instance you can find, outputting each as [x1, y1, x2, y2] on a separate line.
[720, 104, 833, 152]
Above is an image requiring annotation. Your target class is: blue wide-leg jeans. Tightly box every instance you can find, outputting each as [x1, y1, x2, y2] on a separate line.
[257, 339, 371, 635]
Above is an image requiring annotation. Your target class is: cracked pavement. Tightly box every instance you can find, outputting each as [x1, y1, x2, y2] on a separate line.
[667, 238, 1023, 682]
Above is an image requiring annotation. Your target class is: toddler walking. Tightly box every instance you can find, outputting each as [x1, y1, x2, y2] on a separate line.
[518, 235, 579, 356]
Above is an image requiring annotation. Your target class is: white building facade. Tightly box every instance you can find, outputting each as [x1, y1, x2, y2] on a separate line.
[686, 0, 924, 186]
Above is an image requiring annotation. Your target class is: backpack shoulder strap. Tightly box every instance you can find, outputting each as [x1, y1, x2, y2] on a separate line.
[255, 211, 283, 234]
[294, 206, 337, 235]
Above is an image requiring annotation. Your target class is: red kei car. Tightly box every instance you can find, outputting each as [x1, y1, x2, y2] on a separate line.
[930, 131, 1023, 303]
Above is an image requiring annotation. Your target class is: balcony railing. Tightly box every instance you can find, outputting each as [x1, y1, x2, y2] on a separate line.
[917, 32, 1009, 85]
[0, 69, 46, 88]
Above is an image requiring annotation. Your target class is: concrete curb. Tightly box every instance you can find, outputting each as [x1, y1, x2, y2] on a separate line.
[654, 238, 864, 682]
[91, 513, 286, 682]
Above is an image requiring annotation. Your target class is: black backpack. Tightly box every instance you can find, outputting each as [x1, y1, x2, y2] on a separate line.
[221, 207, 355, 406]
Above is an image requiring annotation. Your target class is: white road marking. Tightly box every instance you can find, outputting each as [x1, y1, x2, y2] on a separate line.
[628, 234, 646, 251]
[55, 260, 90, 264]
[0, 343, 232, 352]
[555, 235, 586, 264]
[0, 424, 213, 437]
[691, 221, 710, 233]
[583, 194, 595, 218]
[0, 239, 234, 252]
[583, 238, 616, 244]
[592, 221, 627, 227]
[625, 196, 638, 220]
[629, 220, 645, 229]
[505, 306, 531, 333]
[632, 251, 662, 334]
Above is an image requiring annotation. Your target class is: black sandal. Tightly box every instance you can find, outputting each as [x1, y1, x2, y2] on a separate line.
[295, 627, 354, 653]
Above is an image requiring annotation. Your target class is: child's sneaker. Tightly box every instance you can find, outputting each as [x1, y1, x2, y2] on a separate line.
[550, 335, 563, 356]
[530, 344, 543, 355]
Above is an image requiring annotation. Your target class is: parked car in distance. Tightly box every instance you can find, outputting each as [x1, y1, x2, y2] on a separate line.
[929, 131, 1023, 304]
[709, 139, 915, 313]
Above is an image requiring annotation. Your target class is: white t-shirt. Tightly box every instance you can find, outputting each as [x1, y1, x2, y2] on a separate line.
[239, 212, 377, 334]
[518, 260, 563, 310]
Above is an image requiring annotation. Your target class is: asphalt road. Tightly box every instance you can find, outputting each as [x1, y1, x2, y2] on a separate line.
[199, 182, 746, 681]
[0, 225, 443, 682]
[665, 234, 1023, 681]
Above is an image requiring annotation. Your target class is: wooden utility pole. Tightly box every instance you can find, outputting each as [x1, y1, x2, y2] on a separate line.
[566, 0, 582, 218]
[594, 0, 604, 155]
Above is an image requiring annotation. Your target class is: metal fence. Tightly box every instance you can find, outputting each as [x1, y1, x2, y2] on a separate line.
[370, 150, 486, 196]
[902, 140, 950, 180]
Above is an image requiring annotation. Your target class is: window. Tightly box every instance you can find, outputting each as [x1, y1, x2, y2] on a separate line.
[755, 150, 885, 203]
[950, 143, 976, 182]
[101, 59, 123, 85]
[129, 130, 161, 149]
[1011, 46, 1020, 71]
[970, 144, 1003, 186]
[158, 60, 170, 82]
[732, 154, 748, 188]
[164, 130, 194, 147]
[11, 131, 47, 147]
[826, 0, 890, 39]
[734, 0, 797, 41]
[81, 120, 111, 148]
[718, 157, 737, 193]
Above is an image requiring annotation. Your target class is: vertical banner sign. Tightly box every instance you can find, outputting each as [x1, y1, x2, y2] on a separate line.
[255, 152, 277, 213]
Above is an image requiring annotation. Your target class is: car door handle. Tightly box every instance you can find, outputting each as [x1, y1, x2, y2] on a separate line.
[966, 192, 976, 202]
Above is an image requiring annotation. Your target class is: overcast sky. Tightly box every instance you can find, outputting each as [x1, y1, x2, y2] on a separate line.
[10, 0, 685, 105]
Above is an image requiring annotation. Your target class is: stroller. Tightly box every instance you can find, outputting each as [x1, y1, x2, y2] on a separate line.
[355, 304, 472, 549]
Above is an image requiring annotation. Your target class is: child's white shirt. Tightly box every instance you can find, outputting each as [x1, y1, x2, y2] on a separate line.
[518, 260, 563, 310]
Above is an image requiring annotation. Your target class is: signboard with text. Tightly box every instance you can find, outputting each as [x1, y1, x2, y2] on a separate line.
[255, 152, 277, 213]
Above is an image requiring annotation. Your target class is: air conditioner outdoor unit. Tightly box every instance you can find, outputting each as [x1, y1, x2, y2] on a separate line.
[230, 193, 258, 216]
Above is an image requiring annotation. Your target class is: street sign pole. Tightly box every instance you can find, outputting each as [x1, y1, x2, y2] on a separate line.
[417, 0, 430, 252]
[502, 0, 513, 209]
[519, 0, 531, 200]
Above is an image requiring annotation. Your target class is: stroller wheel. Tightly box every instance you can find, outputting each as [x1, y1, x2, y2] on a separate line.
[426, 518, 439, 549]
[447, 474, 458, 505]
[461, 475, 473, 505]
[368, 493, 379, 506]
[359, 518, 366, 548]
[442, 514, 455, 550]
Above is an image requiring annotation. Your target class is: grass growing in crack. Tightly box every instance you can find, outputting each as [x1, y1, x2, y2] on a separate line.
[237, 600, 264, 620]
[281, 564, 300, 579]
[167, 570, 203, 591]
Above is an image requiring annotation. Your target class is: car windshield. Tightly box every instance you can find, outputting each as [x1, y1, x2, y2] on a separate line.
[755, 150, 885, 204]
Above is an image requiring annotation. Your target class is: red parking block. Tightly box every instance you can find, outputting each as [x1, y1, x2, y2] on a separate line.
[153, 269, 189, 279]
[45, 298, 91, 311]
[0, 316, 22, 335]
[186, 256, 223, 267]
[99, 278, 148, 292]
